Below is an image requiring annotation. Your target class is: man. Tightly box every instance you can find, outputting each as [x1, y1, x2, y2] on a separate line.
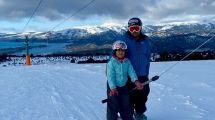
[123, 17, 151, 120]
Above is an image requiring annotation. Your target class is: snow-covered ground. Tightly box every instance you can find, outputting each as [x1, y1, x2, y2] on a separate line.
[0, 60, 215, 120]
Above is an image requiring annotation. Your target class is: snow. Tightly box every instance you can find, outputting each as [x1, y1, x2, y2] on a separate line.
[0, 60, 215, 120]
[73, 26, 106, 34]
[73, 24, 126, 34]
[159, 25, 174, 31]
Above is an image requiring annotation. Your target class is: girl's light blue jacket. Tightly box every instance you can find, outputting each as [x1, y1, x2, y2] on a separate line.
[107, 56, 138, 90]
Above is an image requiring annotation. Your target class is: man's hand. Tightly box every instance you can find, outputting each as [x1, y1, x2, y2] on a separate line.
[135, 80, 144, 90]
[109, 88, 118, 96]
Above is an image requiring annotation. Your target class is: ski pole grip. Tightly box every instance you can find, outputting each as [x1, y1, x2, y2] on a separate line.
[151, 75, 159, 81]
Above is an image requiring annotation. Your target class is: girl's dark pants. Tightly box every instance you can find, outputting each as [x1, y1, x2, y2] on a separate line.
[107, 84, 134, 120]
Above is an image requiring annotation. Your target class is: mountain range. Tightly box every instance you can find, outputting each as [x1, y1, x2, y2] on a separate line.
[1, 23, 215, 55]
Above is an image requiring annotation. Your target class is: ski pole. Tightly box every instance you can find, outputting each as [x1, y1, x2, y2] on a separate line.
[101, 75, 159, 104]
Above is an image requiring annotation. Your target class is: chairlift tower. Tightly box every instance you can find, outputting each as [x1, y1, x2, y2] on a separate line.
[25, 35, 31, 65]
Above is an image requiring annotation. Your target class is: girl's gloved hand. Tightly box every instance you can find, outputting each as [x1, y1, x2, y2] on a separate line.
[109, 88, 118, 96]
[135, 80, 144, 90]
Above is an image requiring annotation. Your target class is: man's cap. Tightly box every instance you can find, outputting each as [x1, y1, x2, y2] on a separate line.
[128, 17, 142, 27]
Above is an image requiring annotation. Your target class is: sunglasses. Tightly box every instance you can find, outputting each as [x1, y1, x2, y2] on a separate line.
[129, 25, 141, 33]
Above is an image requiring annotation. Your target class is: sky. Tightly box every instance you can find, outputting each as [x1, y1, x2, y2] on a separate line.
[1, 0, 215, 33]
[0, 59, 215, 120]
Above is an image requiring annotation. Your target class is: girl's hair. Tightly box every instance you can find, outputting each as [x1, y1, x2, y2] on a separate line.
[113, 49, 128, 57]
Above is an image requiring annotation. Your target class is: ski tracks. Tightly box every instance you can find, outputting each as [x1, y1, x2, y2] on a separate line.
[149, 72, 214, 120]
[36, 64, 106, 120]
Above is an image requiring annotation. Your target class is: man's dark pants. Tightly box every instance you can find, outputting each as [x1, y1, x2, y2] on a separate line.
[127, 76, 150, 115]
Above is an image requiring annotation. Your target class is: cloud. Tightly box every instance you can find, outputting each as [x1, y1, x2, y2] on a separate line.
[0, 0, 215, 24]
[0, 27, 18, 34]
[0, 0, 4, 5]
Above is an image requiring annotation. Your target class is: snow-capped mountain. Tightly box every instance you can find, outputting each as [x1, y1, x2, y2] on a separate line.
[1, 23, 215, 39]
[1, 23, 215, 55]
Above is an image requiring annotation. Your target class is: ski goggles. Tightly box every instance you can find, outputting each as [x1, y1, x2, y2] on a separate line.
[129, 25, 141, 33]
[113, 43, 127, 50]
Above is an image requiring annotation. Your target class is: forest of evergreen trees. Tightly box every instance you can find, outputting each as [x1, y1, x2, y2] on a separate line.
[1, 50, 215, 65]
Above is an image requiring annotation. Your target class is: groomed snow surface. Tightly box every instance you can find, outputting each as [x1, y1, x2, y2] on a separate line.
[0, 60, 215, 120]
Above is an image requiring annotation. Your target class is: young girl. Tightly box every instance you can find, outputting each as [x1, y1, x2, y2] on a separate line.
[106, 40, 143, 120]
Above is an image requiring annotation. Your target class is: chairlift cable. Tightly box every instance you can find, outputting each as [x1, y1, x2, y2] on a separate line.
[0, 0, 44, 39]
[44, 0, 96, 54]
[48, 0, 96, 32]
[158, 35, 215, 77]
[22, 0, 44, 33]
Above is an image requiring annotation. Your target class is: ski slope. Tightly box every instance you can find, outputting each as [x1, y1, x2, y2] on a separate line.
[0, 60, 215, 120]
